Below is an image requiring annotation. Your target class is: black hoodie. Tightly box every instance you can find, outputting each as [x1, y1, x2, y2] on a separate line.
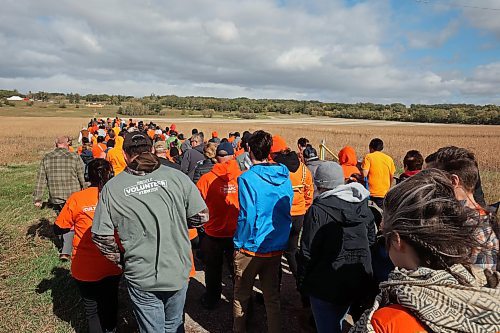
[297, 184, 376, 305]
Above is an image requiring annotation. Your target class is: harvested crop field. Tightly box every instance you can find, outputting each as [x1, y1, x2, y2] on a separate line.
[1, 116, 498, 202]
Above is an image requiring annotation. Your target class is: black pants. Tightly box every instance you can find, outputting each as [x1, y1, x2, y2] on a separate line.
[284, 215, 304, 278]
[200, 235, 234, 303]
[370, 196, 384, 209]
[75, 275, 121, 333]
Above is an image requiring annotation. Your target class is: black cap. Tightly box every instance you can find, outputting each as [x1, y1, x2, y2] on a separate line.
[303, 146, 318, 160]
[123, 132, 152, 150]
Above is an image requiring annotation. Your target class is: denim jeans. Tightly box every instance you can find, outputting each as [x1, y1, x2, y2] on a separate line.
[127, 281, 188, 333]
[309, 296, 350, 333]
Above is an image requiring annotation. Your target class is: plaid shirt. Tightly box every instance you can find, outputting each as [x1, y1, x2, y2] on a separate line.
[468, 212, 499, 271]
[33, 148, 86, 205]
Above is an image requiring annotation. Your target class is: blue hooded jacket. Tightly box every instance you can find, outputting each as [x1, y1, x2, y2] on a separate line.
[234, 163, 294, 254]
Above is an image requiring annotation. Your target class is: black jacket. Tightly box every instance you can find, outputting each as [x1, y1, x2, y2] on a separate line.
[297, 187, 376, 305]
[192, 159, 215, 184]
[158, 157, 181, 170]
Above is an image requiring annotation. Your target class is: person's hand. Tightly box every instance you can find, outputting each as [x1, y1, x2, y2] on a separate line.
[34, 201, 43, 208]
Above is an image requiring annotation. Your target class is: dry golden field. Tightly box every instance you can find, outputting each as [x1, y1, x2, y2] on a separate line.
[1, 116, 499, 203]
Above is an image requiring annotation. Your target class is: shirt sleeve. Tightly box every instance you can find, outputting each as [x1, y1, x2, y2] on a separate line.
[55, 196, 76, 229]
[390, 158, 396, 176]
[76, 156, 86, 189]
[235, 176, 257, 234]
[180, 151, 190, 174]
[33, 159, 47, 202]
[361, 155, 371, 171]
[91, 187, 115, 235]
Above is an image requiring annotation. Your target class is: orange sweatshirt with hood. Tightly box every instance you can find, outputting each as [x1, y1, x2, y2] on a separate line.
[196, 159, 243, 237]
[339, 146, 361, 179]
[273, 151, 313, 216]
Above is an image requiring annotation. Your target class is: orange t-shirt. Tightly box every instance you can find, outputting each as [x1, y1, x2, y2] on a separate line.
[290, 163, 314, 216]
[371, 305, 428, 333]
[361, 151, 396, 198]
[106, 146, 127, 175]
[55, 187, 122, 281]
[92, 143, 107, 158]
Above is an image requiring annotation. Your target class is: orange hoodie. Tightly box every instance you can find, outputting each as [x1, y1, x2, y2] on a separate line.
[338, 146, 361, 179]
[196, 159, 243, 238]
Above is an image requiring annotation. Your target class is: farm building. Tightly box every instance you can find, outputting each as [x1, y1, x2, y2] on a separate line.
[6, 96, 23, 101]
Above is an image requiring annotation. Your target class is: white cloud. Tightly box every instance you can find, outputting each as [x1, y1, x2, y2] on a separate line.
[204, 19, 239, 43]
[276, 47, 324, 71]
[0, 0, 497, 104]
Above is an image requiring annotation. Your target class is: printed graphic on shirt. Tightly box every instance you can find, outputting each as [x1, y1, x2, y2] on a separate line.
[82, 205, 96, 213]
[220, 184, 237, 194]
[124, 178, 168, 197]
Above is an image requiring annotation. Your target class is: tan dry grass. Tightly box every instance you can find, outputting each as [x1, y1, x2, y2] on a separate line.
[0, 116, 498, 202]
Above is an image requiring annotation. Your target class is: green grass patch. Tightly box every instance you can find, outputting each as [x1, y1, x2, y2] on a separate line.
[0, 164, 83, 333]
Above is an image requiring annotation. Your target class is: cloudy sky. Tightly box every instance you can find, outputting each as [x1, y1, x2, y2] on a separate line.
[1, 0, 499, 104]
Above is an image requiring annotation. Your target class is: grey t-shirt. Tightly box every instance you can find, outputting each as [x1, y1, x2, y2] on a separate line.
[92, 165, 207, 291]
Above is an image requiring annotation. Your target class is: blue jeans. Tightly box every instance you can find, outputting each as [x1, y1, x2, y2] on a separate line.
[309, 296, 350, 333]
[127, 281, 188, 333]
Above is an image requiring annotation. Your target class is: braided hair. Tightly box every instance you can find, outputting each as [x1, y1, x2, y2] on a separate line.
[382, 169, 478, 272]
[87, 158, 114, 192]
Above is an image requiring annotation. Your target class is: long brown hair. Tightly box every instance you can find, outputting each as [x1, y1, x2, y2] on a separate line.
[383, 168, 477, 270]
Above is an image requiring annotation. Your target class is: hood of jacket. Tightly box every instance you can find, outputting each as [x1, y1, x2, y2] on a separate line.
[249, 163, 290, 186]
[338, 146, 357, 167]
[273, 151, 300, 173]
[318, 182, 370, 203]
[210, 159, 241, 181]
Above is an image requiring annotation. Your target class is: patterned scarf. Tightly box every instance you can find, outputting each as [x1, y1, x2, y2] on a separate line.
[349, 265, 500, 333]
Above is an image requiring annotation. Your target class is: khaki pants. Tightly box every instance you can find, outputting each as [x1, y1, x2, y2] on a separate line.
[233, 251, 281, 333]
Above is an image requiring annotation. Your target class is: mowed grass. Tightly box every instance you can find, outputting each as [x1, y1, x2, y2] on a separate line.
[0, 113, 498, 332]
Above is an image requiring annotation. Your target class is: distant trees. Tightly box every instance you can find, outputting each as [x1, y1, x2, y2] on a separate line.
[1, 89, 499, 124]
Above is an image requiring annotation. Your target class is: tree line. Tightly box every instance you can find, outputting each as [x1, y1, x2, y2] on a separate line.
[1, 90, 498, 125]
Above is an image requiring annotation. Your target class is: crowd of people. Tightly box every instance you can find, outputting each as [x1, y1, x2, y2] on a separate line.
[33, 117, 500, 333]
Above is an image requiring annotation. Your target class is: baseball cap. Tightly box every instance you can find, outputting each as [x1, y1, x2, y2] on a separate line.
[123, 132, 152, 150]
[303, 146, 319, 161]
[216, 141, 235, 156]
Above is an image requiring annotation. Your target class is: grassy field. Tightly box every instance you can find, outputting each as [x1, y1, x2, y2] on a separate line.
[0, 110, 498, 332]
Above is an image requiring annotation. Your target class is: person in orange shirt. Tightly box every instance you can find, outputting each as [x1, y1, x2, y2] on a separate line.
[338, 146, 361, 180]
[361, 138, 395, 208]
[91, 136, 107, 159]
[55, 159, 122, 333]
[196, 142, 243, 309]
[351, 169, 500, 333]
[106, 132, 126, 175]
[270, 135, 313, 280]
